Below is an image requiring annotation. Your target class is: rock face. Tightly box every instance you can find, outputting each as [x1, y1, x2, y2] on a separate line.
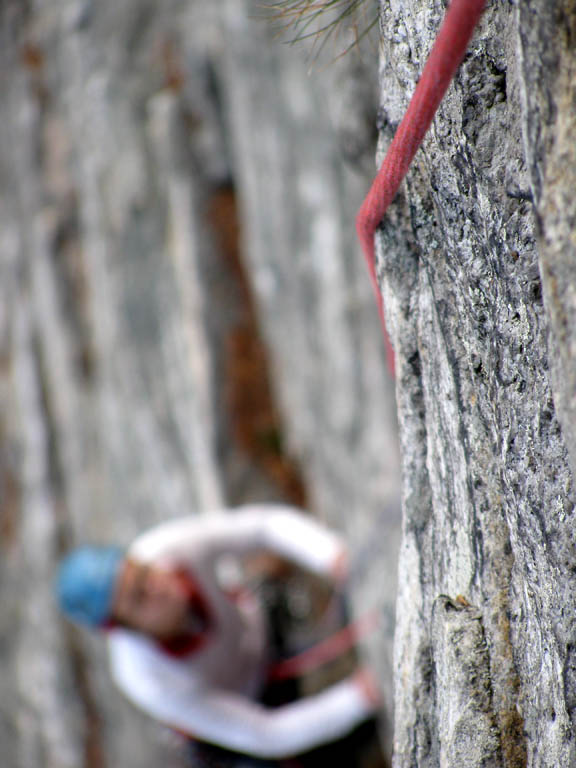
[0, 1, 399, 766]
[5, 0, 574, 765]
[376, 0, 576, 766]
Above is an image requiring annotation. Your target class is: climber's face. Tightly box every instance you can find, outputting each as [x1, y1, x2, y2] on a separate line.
[112, 559, 192, 641]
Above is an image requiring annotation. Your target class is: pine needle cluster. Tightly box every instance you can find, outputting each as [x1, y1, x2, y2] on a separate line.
[261, 0, 379, 59]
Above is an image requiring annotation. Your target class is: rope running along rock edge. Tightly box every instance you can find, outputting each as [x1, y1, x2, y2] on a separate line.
[356, 0, 488, 374]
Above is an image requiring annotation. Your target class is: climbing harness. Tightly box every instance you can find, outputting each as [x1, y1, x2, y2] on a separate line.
[268, 608, 379, 681]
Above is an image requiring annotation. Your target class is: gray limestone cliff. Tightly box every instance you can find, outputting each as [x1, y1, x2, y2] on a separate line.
[377, 1, 576, 766]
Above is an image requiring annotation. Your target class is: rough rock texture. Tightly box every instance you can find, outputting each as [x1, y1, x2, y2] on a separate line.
[431, 597, 502, 767]
[524, 0, 576, 479]
[0, 1, 399, 766]
[374, 0, 576, 766]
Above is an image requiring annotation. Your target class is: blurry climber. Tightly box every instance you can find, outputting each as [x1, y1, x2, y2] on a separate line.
[56, 504, 386, 767]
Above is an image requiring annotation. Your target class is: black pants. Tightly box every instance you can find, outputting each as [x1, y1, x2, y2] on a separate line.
[188, 739, 279, 768]
[188, 718, 387, 768]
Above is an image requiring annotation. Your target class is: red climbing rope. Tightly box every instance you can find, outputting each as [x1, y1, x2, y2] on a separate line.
[356, 0, 487, 374]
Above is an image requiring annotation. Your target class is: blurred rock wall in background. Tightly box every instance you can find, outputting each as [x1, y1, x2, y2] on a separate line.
[0, 1, 400, 766]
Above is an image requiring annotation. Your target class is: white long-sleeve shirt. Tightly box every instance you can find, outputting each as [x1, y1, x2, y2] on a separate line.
[108, 504, 374, 758]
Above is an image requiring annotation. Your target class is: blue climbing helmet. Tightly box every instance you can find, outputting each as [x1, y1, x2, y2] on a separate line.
[56, 546, 125, 627]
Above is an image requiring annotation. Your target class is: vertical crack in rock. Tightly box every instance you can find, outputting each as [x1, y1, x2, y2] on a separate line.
[0, 417, 21, 551]
[206, 183, 308, 507]
[35, 336, 104, 768]
[481, 557, 527, 768]
[62, 625, 105, 768]
[532, 0, 576, 481]
[431, 596, 503, 768]
[48, 196, 96, 385]
[516, 0, 576, 756]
